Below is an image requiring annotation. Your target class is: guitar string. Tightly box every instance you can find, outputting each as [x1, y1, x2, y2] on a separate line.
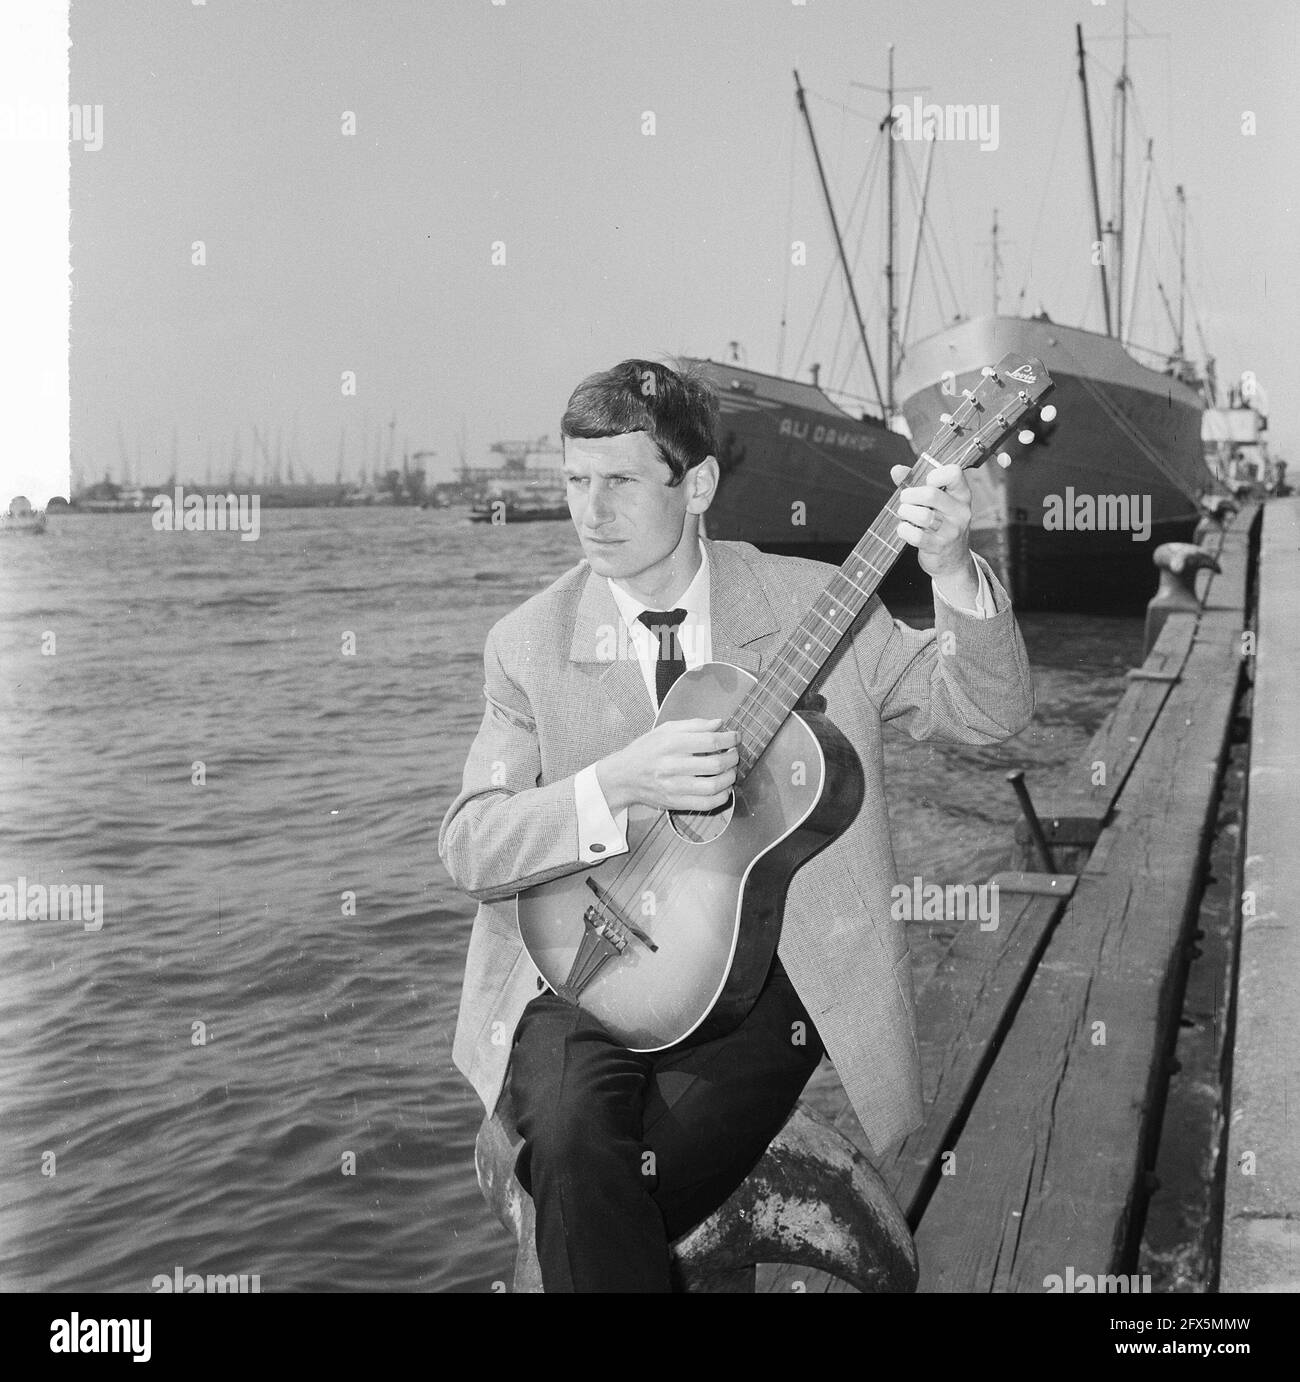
[594, 428, 996, 925]
[591, 418, 998, 935]
[585, 382, 1041, 960]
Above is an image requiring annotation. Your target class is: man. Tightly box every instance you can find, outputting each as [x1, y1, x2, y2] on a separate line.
[439, 359, 1034, 1292]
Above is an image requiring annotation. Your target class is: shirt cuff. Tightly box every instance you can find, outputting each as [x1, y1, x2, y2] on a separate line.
[932, 553, 994, 618]
[574, 764, 629, 863]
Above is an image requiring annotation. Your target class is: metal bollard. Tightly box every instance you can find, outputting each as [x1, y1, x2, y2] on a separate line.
[1143, 542, 1220, 658]
[1193, 494, 1238, 546]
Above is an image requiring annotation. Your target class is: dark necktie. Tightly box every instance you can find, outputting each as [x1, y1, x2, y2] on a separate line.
[637, 608, 688, 707]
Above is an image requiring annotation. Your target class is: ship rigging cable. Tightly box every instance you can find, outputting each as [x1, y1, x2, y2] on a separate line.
[897, 144, 962, 344]
[776, 100, 798, 378]
[829, 135, 887, 397]
[1120, 82, 1214, 379]
[793, 122, 883, 396]
[1015, 81, 1075, 315]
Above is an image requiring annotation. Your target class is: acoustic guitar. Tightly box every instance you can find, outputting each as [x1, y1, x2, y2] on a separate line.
[517, 353, 1055, 1050]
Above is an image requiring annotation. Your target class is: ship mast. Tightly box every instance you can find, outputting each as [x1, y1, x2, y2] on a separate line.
[1122, 139, 1154, 350]
[1110, 0, 1130, 341]
[792, 69, 885, 415]
[1176, 183, 1187, 359]
[898, 130, 935, 352]
[885, 45, 896, 417]
[1076, 23, 1113, 336]
[851, 51, 925, 415]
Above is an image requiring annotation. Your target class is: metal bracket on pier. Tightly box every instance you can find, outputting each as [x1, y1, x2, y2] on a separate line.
[988, 871, 1079, 898]
[1006, 769, 1059, 874]
[1125, 667, 1182, 684]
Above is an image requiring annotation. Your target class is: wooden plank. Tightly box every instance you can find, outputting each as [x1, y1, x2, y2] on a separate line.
[881, 889, 1069, 1224]
[762, 888, 1069, 1292]
[913, 530, 1250, 1292]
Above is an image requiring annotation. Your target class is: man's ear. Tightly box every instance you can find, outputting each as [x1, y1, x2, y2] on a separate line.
[687, 456, 720, 512]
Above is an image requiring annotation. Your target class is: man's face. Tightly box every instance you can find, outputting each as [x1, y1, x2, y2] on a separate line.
[562, 431, 714, 582]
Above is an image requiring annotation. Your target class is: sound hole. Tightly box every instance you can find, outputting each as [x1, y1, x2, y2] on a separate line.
[668, 791, 735, 843]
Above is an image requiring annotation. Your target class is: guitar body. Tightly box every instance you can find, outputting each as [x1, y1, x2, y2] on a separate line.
[516, 661, 865, 1051]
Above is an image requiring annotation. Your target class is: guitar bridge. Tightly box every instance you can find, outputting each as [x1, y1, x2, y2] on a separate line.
[555, 882, 658, 1005]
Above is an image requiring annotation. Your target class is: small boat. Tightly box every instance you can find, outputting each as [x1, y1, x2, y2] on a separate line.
[466, 438, 571, 524]
[1, 496, 47, 535]
[468, 494, 569, 524]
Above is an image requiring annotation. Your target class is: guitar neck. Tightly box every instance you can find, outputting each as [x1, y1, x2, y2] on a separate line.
[727, 352, 1054, 778]
[732, 453, 935, 776]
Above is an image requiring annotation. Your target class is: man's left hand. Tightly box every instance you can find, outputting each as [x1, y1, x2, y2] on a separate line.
[891, 462, 979, 601]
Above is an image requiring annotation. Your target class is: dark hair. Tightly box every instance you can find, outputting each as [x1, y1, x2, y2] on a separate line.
[560, 359, 719, 487]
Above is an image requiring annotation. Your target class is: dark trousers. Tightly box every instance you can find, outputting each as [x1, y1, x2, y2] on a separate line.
[508, 962, 825, 1292]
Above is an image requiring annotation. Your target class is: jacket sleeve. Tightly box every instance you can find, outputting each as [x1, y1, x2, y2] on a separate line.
[437, 621, 592, 903]
[849, 553, 1035, 744]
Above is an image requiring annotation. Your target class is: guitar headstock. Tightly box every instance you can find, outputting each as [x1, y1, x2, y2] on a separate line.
[919, 353, 1056, 473]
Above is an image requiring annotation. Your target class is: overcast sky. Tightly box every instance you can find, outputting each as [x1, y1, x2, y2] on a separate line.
[59, 0, 1299, 490]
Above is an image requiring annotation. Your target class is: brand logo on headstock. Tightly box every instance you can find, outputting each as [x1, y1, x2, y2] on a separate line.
[1007, 365, 1038, 384]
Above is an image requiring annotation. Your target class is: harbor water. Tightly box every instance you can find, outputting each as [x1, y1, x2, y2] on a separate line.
[0, 508, 1146, 1292]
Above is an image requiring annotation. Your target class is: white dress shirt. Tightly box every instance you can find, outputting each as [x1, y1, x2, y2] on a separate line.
[573, 537, 993, 862]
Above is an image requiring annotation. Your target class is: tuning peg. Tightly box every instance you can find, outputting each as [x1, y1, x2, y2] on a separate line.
[981, 366, 998, 379]
[1040, 404, 1057, 422]
[1017, 429, 1035, 445]
[996, 452, 1012, 468]
[939, 412, 953, 424]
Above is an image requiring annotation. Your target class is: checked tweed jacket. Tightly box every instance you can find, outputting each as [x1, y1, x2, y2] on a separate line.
[438, 536, 1033, 1157]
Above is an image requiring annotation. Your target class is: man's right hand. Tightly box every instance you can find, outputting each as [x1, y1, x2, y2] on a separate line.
[594, 717, 741, 814]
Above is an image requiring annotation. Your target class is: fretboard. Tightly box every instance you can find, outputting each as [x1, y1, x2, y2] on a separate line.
[723, 352, 1053, 780]
[731, 452, 937, 778]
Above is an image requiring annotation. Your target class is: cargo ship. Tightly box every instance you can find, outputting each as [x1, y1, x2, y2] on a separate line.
[897, 314, 1209, 608]
[896, 20, 1218, 609]
[680, 358, 919, 581]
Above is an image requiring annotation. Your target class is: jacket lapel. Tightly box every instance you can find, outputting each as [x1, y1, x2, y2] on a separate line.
[567, 537, 781, 734]
[706, 538, 778, 675]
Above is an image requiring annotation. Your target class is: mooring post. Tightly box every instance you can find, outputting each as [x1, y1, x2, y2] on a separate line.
[1193, 495, 1239, 546]
[1143, 542, 1220, 658]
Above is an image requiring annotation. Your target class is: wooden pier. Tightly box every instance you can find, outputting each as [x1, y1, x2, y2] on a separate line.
[760, 502, 1261, 1293]
[1220, 497, 1300, 1291]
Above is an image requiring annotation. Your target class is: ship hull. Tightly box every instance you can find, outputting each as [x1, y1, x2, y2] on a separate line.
[897, 316, 1213, 610]
[684, 359, 927, 596]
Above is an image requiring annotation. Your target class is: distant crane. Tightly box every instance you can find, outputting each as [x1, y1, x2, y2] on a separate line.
[488, 436, 561, 471]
